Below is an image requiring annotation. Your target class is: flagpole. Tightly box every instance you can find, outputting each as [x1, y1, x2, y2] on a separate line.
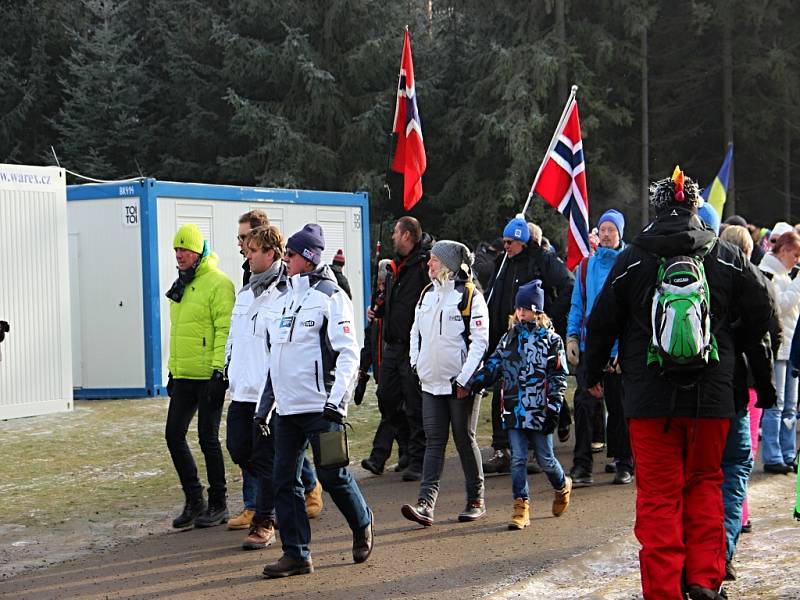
[371, 32, 407, 310]
[486, 84, 579, 304]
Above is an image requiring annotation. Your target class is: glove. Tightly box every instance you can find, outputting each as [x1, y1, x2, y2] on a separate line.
[353, 372, 369, 406]
[166, 372, 175, 396]
[754, 385, 777, 410]
[254, 414, 270, 438]
[323, 403, 344, 424]
[566, 337, 580, 367]
[542, 409, 559, 434]
[207, 369, 228, 401]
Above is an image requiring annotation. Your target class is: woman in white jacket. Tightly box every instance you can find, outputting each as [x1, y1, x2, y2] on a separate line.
[758, 230, 800, 473]
[401, 241, 489, 526]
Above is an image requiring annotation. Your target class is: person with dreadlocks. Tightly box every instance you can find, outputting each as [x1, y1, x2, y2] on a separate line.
[584, 168, 775, 600]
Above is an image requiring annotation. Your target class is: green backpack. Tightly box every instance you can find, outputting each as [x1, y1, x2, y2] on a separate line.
[647, 250, 719, 384]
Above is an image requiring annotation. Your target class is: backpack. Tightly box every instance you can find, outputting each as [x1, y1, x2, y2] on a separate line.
[647, 251, 719, 384]
[417, 280, 476, 348]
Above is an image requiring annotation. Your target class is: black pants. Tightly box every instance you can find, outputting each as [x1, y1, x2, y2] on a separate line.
[165, 378, 226, 504]
[573, 360, 630, 470]
[603, 371, 632, 468]
[372, 342, 421, 469]
[226, 400, 276, 521]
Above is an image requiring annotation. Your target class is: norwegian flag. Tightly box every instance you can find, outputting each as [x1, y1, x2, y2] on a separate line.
[533, 99, 590, 270]
[391, 29, 427, 211]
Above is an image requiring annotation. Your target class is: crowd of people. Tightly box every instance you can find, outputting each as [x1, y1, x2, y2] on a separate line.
[161, 167, 800, 599]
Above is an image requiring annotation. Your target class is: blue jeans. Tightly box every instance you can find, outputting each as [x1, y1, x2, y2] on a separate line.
[508, 428, 566, 499]
[721, 409, 752, 561]
[762, 360, 798, 465]
[273, 412, 370, 561]
[242, 471, 257, 510]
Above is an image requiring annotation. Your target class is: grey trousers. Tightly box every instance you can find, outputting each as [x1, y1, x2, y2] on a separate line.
[418, 391, 484, 507]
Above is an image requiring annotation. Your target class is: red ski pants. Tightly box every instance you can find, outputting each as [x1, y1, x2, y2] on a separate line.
[629, 417, 730, 599]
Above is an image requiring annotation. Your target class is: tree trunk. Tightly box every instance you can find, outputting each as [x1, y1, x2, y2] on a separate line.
[555, 0, 567, 101]
[785, 123, 792, 222]
[722, 15, 735, 216]
[640, 25, 649, 230]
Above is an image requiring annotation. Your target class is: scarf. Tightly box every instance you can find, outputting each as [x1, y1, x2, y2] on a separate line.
[165, 257, 201, 303]
[249, 261, 282, 297]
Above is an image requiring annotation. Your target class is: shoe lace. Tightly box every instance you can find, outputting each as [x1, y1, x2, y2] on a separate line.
[512, 500, 526, 518]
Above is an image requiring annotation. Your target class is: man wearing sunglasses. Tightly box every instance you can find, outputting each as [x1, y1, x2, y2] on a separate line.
[483, 215, 574, 474]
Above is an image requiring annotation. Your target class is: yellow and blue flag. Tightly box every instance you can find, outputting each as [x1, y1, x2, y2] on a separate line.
[701, 144, 733, 216]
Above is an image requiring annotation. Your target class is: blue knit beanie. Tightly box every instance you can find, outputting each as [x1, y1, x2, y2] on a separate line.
[515, 279, 544, 312]
[598, 209, 625, 239]
[697, 203, 720, 234]
[287, 223, 325, 265]
[503, 215, 531, 244]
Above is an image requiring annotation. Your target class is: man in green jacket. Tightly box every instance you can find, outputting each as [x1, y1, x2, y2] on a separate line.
[165, 223, 235, 529]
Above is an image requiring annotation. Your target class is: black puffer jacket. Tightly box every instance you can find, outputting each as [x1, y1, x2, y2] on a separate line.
[377, 233, 433, 345]
[487, 244, 574, 350]
[585, 207, 775, 419]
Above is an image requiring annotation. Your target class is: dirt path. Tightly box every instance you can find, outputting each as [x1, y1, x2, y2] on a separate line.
[1, 445, 636, 600]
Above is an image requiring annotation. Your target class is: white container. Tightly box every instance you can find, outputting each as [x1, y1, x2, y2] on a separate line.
[0, 164, 73, 419]
[67, 179, 370, 399]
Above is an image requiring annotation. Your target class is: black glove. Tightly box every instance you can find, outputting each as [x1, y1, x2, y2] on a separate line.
[323, 403, 344, 424]
[542, 409, 559, 435]
[754, 385, 777, 410]
[166, 372, 175, 397]
[254, 414, 270, 437]
[208, 369, 228, 401]
[353, 372, 369, 406]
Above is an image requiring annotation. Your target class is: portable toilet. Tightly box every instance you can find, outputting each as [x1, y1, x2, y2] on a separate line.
[67, 179, 370, 399]
[0, 163, 73, 419]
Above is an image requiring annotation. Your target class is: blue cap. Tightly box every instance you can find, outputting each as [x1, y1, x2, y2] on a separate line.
[515, 279, 544, 312]
[503, 216, 530, 243]
[598, 209, 625, 239]
[287, 223, 325, 265]
[697, 203, 720, 234]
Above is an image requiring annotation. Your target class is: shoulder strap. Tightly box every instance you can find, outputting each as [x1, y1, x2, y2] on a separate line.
[579, 256, 589, 310]
[456, 281, 476, 348]
[417, 282, 434, 309]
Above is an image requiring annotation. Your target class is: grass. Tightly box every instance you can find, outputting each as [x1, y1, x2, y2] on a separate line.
[0, 382, 500, 529]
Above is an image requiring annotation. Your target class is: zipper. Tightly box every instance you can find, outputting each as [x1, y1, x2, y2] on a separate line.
[439, 312, 443, 335]
[202, 337, 206, 347]
[251, 314, 257, 335]
[314, 361, 321, 392]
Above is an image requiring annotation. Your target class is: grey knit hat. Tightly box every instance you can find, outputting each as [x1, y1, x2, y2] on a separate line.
[431, 240, 473, 276]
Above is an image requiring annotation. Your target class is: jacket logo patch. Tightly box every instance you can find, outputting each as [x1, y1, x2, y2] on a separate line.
[343, 325, 351, 333]
[302, 320, 315, 327]
[449, 315, 462, 321]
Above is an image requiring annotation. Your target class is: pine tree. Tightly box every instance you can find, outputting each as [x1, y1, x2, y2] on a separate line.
[53, 0, 155, 179]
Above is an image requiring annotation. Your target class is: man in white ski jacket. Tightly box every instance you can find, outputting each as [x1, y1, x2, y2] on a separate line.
[259, 224, 374, 578]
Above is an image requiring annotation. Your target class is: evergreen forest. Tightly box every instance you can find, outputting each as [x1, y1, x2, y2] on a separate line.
[2, 0, 799, 251]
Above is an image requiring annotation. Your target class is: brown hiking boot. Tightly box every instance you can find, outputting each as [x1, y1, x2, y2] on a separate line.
[305, 480, 323, 519]
[227, 508, 255, 530]
[552, 476, 572, 517]
[508, 498, 530, 530]
[242, 518, 276, 550]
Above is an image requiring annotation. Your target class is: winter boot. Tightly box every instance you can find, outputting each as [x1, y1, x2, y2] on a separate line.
[508, 498, 530, 530]
[228, 508, 255, 530]
[172, 496, 206, 530]
[552, 476, 572, 517]
[195, 500, 228, 528]
[458, 499, 486, 522]
[305, 480, 323, 519]
[242, 517, 276, 550]
[482, 449, 510, 474]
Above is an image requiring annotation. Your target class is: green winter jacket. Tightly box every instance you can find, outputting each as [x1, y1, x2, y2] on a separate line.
[168, 252, 235, 379]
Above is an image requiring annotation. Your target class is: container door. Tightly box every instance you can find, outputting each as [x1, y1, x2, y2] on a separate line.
[68, 232, 82, 388]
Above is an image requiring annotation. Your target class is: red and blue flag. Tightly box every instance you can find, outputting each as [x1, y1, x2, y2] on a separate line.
[391, 29, 427, 212]
[533, 100, 590, 270]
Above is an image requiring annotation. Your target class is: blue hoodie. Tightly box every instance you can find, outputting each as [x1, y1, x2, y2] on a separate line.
[567, 243, 624, 354]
